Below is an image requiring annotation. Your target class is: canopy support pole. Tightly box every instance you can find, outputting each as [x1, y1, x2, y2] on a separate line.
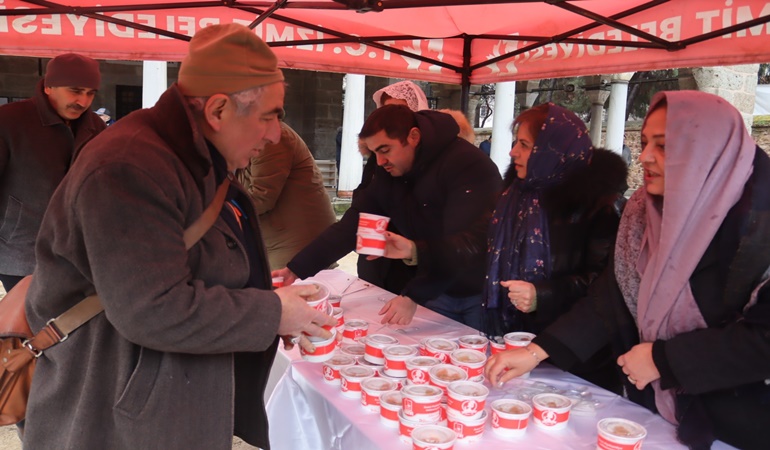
[460, 35, 472, 115]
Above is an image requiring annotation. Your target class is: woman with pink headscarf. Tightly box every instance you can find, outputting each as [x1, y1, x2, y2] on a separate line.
[485, 91, 770, 450]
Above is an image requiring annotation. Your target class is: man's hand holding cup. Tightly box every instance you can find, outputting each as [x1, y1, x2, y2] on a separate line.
[276, 283, 336, 353]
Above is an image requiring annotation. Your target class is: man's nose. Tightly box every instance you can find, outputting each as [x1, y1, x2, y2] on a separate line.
[375, 153, 387, 166]
[266, 120, 282, 144]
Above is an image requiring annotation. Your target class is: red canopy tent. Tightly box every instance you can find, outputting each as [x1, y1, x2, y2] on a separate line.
[2, 0, 769, 107]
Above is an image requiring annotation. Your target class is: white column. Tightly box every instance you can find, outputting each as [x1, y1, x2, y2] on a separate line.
[490, 81, 515, 175]
[142, 61, 167, 108]
[605, 72, 634, 154]
[338, 74, 366, 193]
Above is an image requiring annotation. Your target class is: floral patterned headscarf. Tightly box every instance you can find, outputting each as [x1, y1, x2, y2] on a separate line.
[372, 81, 430, 112]
[485, 104, 593, 333]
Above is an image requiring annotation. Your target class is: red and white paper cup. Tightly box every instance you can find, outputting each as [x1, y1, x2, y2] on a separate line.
[503, 332, 536, 350]
[457, 335, 489, 353]
[411, 425, 457, 450]
[447, 409, 487, 443]
[360, 377, 397, 413]
[401, 384, 444, 423]
[383, 344, 418, 378]
[271, 276, 284, 288]
[356, 212, 390, 256]
[532, 393, 572, 431]
[339, 365, 375, 399]
[342, 319, 369, 343]
[294, 280, 331, 312]
[339, 342, 366, 361]
[449, 349, 487, 382]
[428, 364, 467, 399]
[363, 334, 399, 365]
[423, 338, 458, 363]
[377, 367, 405, 388]
[597, 418, 647, 450]
[489, 338, 506, 356]
[491, 399, 531, 438]
[322, 353, 356, 385]
[446, 381, 488, 420]
[380, 390, 403, 427]
[299, 328, 338, 363]
[406, 356, 441, 385]
[398, 409, 436, 444]
[333, 307, 345, 333]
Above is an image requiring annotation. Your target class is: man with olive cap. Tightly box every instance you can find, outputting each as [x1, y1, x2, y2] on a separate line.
[22, 24, 334, 449]
[0, 53, 106, 293]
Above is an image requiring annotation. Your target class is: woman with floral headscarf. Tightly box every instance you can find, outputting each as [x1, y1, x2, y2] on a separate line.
[486, 91, 770, 450]
[485, 103, 627, 337]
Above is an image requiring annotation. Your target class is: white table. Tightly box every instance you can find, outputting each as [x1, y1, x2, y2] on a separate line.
[266, 270, 733, 450]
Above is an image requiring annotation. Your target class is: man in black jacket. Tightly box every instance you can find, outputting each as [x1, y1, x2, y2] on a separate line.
[274, 105, 502, 330]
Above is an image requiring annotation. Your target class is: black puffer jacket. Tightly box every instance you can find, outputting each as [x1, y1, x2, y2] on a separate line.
[487, 148, 628, 336]
[288, 110, 502, 303]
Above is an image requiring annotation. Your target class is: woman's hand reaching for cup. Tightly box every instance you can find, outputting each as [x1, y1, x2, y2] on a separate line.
[501, 280, 537, 313]
[367, 231, 415, 261]
[485, 344, 548, 387]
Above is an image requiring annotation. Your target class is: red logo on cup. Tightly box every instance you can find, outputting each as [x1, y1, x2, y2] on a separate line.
[323, 365, 335, 380]
[374, 219, 388, 233]
[453, 422, 465, 439]
[492, 412, 500, 428]
[410, 369, 426, 384]
[461, 400, 479, 416]
[403, 398, 414, 416]
[340, 378, 348, 391]
[542, 410, 558, 426]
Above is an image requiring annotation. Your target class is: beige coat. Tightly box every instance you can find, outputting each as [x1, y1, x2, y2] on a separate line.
[239, 123, 337, 269]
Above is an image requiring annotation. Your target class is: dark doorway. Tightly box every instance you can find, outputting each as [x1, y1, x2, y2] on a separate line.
[116, 85, 142, 120]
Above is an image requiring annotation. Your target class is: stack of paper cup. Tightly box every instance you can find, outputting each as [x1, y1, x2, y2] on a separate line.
[447, 409, 487, 443]
[339, 365, 376, 399]
[322, 354, 356, 385]
[342, 319, 369, 343]
[363, 334, 399, 365]
[449, 349, 486, 382]
[299, 328, 337, 363]
[406, 356, 441, 385]
[380, 391, 403, 427]
[383, 344, 418, 378]
[401, 384, 443, 423]
[446, 381, 488, 420]
[356, 212, 390, 256]
[423, 338, 458, 363]
[360, 377, 397, 413]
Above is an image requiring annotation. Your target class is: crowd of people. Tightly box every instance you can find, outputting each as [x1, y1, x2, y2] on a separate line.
[1, 22, 767, 450]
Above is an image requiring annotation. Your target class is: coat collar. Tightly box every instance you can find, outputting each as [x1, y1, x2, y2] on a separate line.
[147, 83, 212, 195]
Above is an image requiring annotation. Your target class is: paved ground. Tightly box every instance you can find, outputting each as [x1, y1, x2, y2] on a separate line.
[0, 251, 359, 449]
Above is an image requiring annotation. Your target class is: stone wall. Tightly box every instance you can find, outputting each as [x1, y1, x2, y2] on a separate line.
[623, 121, 770, 191]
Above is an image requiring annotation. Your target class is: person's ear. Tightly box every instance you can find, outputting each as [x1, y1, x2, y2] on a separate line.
[407, 127, 421, 147]
[203, 94, 231, 131]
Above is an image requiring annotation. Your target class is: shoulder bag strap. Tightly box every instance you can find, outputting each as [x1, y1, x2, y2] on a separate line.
[22, 177, 233, 359]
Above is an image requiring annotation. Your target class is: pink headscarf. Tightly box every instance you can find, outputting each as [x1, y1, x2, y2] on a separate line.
[372, 81, 430, 112]
[614, 91, 756, 423]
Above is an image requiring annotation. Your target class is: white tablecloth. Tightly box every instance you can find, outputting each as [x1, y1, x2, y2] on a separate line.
[266, 270, 733, 450]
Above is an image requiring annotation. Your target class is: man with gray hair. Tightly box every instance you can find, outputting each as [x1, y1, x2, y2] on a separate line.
[0, 53, 105, 292]
[22, 24, 334, 449]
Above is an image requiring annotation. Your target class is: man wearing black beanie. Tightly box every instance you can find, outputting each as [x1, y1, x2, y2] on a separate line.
[0, 53, 106, 293]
